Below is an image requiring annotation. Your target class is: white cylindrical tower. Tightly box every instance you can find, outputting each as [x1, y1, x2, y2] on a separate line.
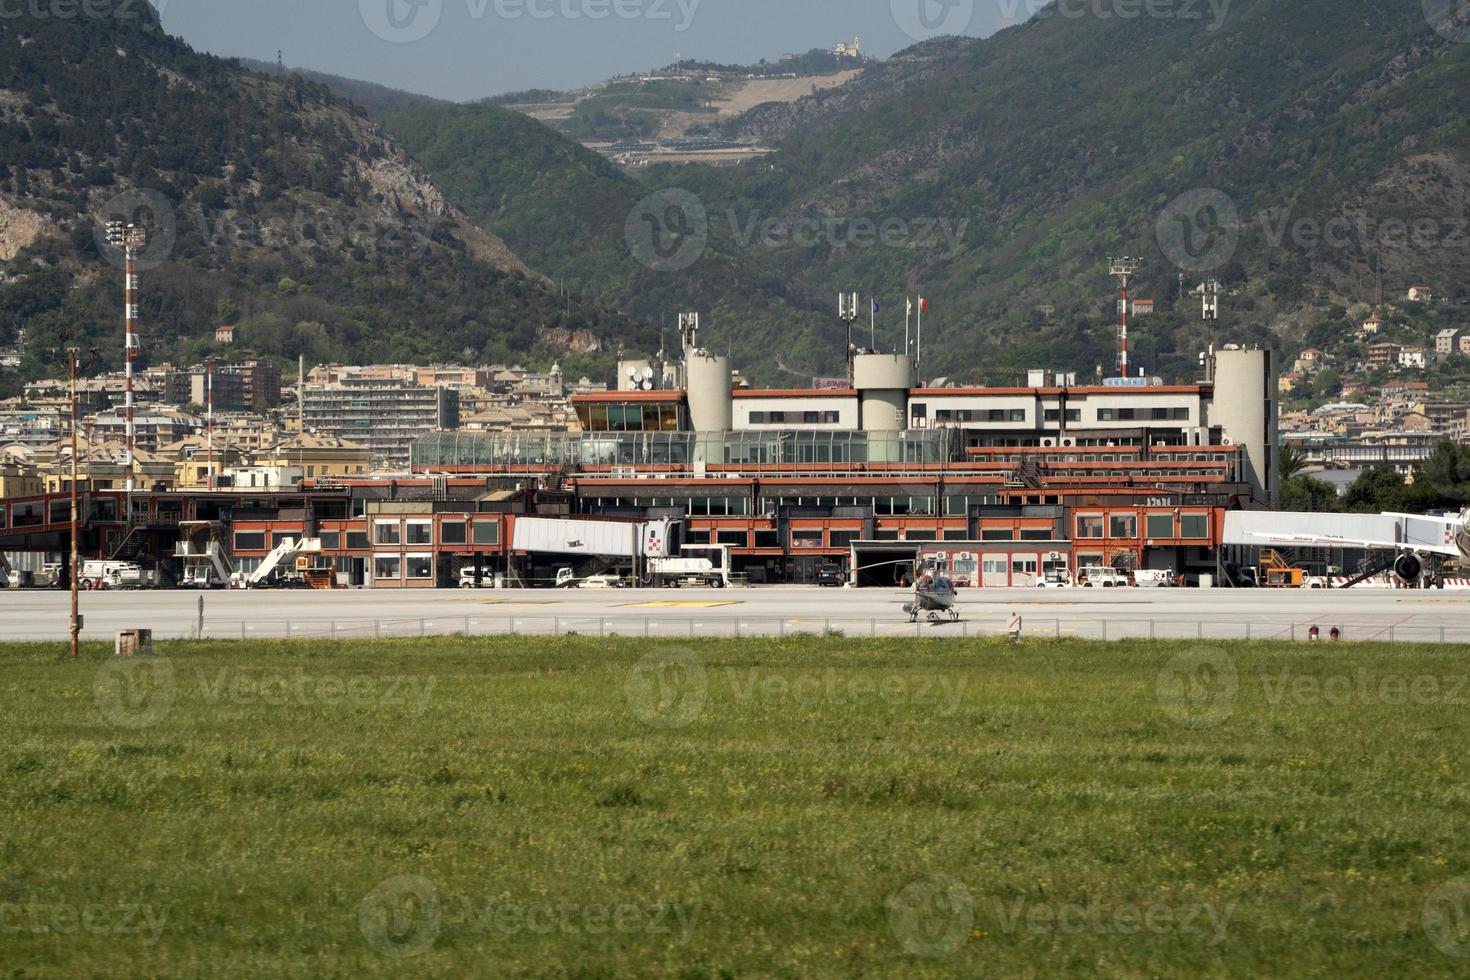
[1209, 347, 1278, 508]
[685, 350, 732, 433]
[854, 353, 915, 432]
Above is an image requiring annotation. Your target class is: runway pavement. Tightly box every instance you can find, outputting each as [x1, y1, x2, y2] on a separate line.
[3, 585, 1469, 644]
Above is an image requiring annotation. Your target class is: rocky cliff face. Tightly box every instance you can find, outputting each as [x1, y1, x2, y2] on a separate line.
[0, 198, 49, 262]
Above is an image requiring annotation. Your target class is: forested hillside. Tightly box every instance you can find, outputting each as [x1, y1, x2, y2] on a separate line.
[0, 6, 651, 394]
[391, 1, 1470, 384]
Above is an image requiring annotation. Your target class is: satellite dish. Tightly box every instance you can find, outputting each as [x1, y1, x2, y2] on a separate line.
[643, 366, 655, 381]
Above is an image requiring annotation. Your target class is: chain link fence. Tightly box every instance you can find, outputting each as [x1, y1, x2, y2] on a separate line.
[10, 615, 1469, 645]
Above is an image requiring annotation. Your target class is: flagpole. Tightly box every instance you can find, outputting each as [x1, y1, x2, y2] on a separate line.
[905, 299, 912, 361]
[916, 295, 924, 385]
[870, 299, 876, 350]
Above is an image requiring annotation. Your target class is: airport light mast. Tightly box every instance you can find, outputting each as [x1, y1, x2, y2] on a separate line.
[106, 221, 147, 493]
[66, 347, 82, 657]
[1109, 257, 1142, 379]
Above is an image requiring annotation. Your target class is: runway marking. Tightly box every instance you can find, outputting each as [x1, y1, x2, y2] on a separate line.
[620, 601, 743, 609]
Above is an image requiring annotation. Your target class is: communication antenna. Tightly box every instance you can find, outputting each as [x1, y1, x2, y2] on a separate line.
[1109, 257, 1142, 379]
[678, 312, 700, 354]
[1202, 278, 1221, 322]
[106, 221, 147, 493]
[838, 292, 859, 381]
[1200, 278, 1221, 383]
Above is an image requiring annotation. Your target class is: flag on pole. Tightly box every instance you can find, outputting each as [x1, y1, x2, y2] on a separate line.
[906, 298, 913, 317]
[920, 298, 930, 314]
[872, 298, 880, 314]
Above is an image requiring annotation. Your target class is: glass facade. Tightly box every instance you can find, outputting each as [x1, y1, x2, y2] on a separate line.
[413, 430, 953, 469]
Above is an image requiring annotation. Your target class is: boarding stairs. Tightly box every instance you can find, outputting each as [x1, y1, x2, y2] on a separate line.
[175, 523, 235, 588]
[1338, 553, 1398, 590]
[244, 537, 322, 588]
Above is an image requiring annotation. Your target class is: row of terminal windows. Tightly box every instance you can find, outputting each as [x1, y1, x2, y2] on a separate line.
[981, 528, 1056, 541]
[919, 407, 1191, 424]
[930, 408, 1029, 423]
[235, 523, 502, 553]
[764, 495, 938, 515]
[747, 411, 842, 425]
[1096, 408, 1192, 422]
[1076, 513, 1210, 540]
[590, 495, 948, 516]
[583, 496, 754, 516]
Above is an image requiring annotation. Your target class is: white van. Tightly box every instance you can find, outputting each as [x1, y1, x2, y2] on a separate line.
[1077, 566, 1129, 588]
[458, 568, 497, 589]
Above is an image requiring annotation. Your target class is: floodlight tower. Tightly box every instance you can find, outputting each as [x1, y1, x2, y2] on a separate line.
[106, 221, 147, 493]
[1109, 257, 1142, 379]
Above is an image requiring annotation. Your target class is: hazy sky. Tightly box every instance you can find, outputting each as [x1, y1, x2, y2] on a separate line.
[157, 0, 1007, 101]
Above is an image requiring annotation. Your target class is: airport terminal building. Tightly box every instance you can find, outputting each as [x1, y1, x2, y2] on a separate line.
[0, 335, 1278, 589]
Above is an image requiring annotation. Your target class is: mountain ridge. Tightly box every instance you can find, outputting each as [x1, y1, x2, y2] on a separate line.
[0, 6, 649, 394]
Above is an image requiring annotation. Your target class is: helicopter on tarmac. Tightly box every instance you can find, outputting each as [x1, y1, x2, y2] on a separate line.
[902, 557, 961, 624]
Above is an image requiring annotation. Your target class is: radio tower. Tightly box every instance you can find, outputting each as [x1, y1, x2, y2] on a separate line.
[107, 221, 147, 493]
[1201, 278, 1221, 383]
[1109, 257, 1142, 379]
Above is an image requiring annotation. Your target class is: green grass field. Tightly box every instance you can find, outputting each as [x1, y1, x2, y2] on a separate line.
[3, 636, 1469, 977]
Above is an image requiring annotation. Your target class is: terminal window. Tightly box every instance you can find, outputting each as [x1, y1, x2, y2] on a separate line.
[1109, 515, 1137, 539]
[1147, 514, 1176, 539]
[234, 532, 266, 551]
[1180, 514, 1209, 538]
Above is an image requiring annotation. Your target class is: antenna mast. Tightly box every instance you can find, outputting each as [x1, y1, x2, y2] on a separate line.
[107, 221, 147, 493]
[1109, 257, 1142, 379]
[1201, 278, 1221, 383]
[837, 293, 859, 382]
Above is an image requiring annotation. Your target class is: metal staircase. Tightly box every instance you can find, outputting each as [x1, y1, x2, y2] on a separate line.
[1338, 553, 1398, 589]
[1004, 458, 1044, 490]
[108, 523, 153, 562]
